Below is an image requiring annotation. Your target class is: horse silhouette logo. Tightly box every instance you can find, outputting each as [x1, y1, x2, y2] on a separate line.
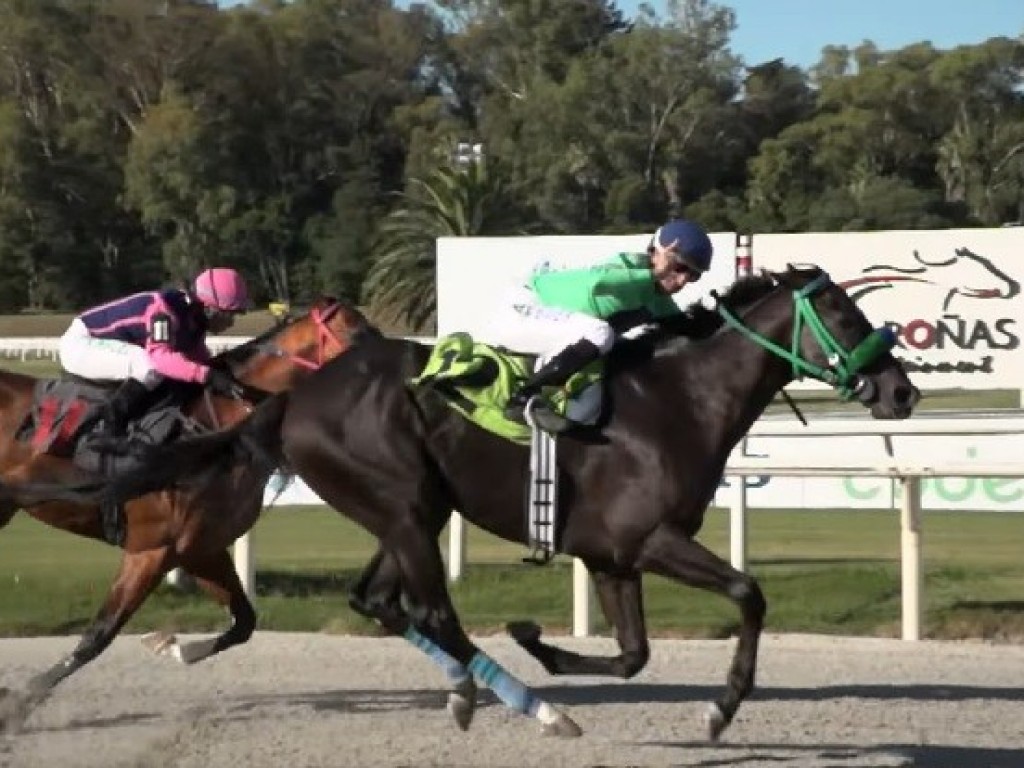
[839, 247, 1019, 312]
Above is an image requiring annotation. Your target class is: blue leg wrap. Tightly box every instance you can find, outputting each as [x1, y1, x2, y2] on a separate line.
[468, 651, 541, 717]
[402, 626, 470, 685]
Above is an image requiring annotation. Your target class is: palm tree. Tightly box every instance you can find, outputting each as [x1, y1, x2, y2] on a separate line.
[362, 156, 522, 332]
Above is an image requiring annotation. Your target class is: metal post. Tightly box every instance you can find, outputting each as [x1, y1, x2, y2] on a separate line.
[233, 533, 255, 597]
[899, 476, 922, 641]
[447, 512, 467, 581]
[735, 233, 753, 278]
[572, 557, 593, 637]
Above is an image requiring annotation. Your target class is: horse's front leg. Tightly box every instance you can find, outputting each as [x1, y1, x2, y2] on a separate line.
[507, 567, 651, 678]
[0, 548, 171, 733]
[637, 521, 766, 741]
[142, 548, 256, 665]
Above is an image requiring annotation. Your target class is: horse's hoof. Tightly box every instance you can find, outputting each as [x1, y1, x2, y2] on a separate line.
[506, 621, 542, 646]
[541, 710, 583, 738]
[702, 702, 729, 741]
[446, 678, 478, 731]
[174, 637, 218, 665]
[141, 631, 177, 657]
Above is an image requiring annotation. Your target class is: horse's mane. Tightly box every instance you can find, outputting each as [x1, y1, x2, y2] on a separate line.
[610, 266, 825, 367]
[682, 271, 781, 328]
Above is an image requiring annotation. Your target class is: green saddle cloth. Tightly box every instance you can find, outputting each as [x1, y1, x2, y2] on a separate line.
[408, 332, 602, 444]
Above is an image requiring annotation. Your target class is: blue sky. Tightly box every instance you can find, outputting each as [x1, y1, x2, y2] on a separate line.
[218, 1, 1023, 69]
[675, 0, 1024, 68]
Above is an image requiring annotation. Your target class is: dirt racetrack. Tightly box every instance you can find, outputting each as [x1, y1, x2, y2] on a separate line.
[0, 632, 1022, 768]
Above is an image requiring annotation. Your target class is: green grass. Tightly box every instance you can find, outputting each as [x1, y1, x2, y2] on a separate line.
[0, 507, 1022, 641]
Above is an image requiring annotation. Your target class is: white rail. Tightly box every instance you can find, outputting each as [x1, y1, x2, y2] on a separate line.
[0, 336, 251, 360]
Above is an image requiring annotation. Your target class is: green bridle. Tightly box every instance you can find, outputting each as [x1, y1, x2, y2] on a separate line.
[716, 272, 896, 400]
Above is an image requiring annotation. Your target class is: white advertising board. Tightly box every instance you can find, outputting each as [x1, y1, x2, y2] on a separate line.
[752, 229, 1024, 390]
[714, 426, 1024, 511]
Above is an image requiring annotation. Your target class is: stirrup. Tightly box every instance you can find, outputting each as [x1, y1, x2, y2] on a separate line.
[522, 545, 555, 566]
[524, 397, 572, 435]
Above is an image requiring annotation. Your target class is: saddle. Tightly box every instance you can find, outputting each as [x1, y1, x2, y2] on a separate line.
[408, 332, 604, 445]
[16, 375, 199, 475]
[408, 333, 606, 564]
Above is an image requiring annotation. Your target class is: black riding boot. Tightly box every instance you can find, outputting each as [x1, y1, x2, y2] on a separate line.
[99, 379, 151, 440]
[505, 339, 602, 433]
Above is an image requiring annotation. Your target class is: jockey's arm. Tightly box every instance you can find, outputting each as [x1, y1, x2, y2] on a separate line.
[146, 342, 211, 384]
[606, 296, 718, 340]
[144, 313, 211, 384]
[588, 266, 662, 317]
[655, 307, 721, 339]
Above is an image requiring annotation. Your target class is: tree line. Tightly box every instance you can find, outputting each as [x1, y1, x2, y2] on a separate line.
[1, 0, 1021, 330]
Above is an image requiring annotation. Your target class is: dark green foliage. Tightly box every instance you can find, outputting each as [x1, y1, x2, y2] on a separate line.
[0, 0, 1019, 320]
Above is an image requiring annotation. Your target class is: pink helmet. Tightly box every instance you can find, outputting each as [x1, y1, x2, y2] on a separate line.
[193, 267, 250, 312]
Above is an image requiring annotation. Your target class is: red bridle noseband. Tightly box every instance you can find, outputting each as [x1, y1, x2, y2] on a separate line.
[286, 301, 349, 371]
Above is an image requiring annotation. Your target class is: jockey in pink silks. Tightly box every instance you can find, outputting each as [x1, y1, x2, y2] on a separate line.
[58, 267, 251, 438]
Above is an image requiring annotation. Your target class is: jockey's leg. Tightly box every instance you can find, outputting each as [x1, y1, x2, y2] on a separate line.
[508, 338, 603, 407]
[101, 379, 151, 438]
[486, 289, 612, 433]
[60, 322, 161, 439]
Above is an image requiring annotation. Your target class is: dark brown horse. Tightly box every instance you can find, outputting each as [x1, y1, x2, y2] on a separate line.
[55, 266, 921, 740]
[0, 297, 375, 731]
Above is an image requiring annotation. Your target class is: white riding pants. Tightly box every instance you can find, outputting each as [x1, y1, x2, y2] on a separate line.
[59, 319, 162, 388]
[478, 285, 616, 358]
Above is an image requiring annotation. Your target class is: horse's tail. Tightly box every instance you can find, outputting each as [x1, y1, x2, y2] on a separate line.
[102, 391, 291, 504]
[3, 392, 291, 509]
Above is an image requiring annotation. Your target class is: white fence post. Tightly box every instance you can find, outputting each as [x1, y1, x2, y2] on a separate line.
[234, 533, 255, 597]
[572, 557, 593, 637]
[730, 475, 748, 571]
[899, 476, 923, 642]
[447, 512, 467, 581]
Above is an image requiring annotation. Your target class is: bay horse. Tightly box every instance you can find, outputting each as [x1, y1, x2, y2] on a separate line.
[59, 266, 920, 740]
[0, 296, 375, 732]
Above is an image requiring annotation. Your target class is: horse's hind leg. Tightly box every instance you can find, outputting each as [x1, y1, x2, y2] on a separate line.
[508, 568, 650, 678]
[142, 548, 255, 665]
[388, 519, 582, 737]
[0, 547, 171, 733]
[637, 522, 766, 742]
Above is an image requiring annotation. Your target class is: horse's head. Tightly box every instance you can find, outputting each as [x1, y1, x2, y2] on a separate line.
[719, 266, 920, 419]
[217, 297, 378, 393]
